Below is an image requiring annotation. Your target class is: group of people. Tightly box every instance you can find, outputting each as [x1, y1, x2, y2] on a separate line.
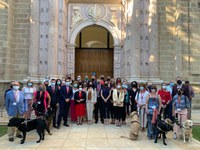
[4, 75, 194, 142]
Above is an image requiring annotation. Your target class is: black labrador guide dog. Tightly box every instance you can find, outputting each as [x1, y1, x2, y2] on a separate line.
[7, 117, 52, 144]
[154, 114, 173, 145]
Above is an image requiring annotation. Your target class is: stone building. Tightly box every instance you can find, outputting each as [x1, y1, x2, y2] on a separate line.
[0, 0, 200, 106]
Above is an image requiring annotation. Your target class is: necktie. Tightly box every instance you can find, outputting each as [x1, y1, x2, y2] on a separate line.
[66, 86, 69, 93]
[52, 87, 55, 93]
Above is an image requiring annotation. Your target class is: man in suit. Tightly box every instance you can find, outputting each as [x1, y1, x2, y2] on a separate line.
[47, 79, 59, 128]
[57, 78, 73, 128]
[5, 81, 27, 142]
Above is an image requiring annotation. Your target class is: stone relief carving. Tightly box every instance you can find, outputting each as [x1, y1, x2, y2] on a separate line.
[71, 7, 83, 28]
[86, 4, 105, 21]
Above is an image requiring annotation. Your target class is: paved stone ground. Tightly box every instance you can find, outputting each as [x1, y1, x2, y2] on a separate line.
[0, 109, 200, 150]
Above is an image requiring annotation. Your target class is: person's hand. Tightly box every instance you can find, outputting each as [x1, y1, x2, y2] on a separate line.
[48, 104, 50, 108]
[56, 103, 59, 107]
[65, 99, 70, 102]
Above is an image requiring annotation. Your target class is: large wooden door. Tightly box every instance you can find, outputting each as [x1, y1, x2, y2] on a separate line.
[75, 48, 113, 78]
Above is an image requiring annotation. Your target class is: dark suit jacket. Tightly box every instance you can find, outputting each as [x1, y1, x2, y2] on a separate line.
[172, 84, 189, 98]
[47, 86, 59, 106]
[60, 85, 73, 104]
[74, 91, 86, 104]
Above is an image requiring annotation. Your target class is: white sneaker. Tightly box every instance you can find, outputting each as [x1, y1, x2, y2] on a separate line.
[173, 133, 177, 139]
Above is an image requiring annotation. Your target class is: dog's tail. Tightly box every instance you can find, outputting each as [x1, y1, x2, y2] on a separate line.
[120, 136, 131, 140]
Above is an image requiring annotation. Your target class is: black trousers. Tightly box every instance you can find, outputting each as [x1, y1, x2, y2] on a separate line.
[109, 102, 115, 120]
[115, 106, 123, 122]
[94, 97, 104, 123]
[102, 100, 110, 119]
[57, 102, 70, 126]
[51, 104, 57, 126]
[122, 105, 126, 122]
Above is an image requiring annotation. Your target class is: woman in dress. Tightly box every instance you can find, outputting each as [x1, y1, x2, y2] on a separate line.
[74, 84, 86, 125]
[86, 81, 97, 124]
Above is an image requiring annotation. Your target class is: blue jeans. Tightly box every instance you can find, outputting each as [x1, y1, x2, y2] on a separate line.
[147, 114, 156, 139]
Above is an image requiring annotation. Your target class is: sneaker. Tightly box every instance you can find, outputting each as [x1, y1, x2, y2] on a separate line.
[9, 137, 14, 142]
[173, 133, 177, 139]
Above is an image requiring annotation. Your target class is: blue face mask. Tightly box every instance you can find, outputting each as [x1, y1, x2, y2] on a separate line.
[170, 83, 174, 87]
[66, 82, 70, 86]
[13, 86, 19, 91]
[28, 83, 32, 87]
[57, 81, 61, 85]
[73, 84, 78, 88]
[51, 82, 56, 86]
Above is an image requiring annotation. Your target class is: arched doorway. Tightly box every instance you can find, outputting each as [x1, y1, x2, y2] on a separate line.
[75, 25, 114, 78]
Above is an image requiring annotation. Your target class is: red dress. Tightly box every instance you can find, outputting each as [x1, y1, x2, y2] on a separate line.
[75, 91, 85, 117]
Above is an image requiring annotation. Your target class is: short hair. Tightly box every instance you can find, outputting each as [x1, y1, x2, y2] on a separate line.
[139, 83, 146, 89]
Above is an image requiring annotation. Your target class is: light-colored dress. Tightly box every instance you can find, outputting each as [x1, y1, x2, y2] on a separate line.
[86, 88, 97, 121]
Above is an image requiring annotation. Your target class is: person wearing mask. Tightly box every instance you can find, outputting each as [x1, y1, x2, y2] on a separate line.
[91, 75, 97, 88]
[83, 81, 88, 92]
[113, 83, 124, 127]
[44, 80, 49, 89]
[166, 81, 174, 95]
[84, 76, 89, 83]
[172, 88, 190, 139]
[33, 83, 51, 117]
[5, 81, 27, 142]
[77, 75, 81, 82]
[57, 79, 73, 128]
[86, 81, 97, 124]
[47, 79, 59, 128]
[185, 81, 194, 119]
[129, 81, 139, 112]
[100, 75, 105, 85]
[172, 76, 190, 99]
[135, 83, 149, 132]
[158, 83, 171, 119]
[101, 81, 111, 124]
[70, 82, 78, 122]
[94, 79, 104, 124]
[122, 84, 129, 125]
[146, 84, 162, 140]
[109, 81, 115, 124]
[116, 77, 122, 84]
[74, 84, 86, 125]
[22, 80, 36, 119]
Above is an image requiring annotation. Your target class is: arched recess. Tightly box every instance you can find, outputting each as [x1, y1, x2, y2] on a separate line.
[67, 20, 122, 79]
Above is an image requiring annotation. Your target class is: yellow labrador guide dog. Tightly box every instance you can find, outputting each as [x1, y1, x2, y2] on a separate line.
[121, 111, 140, 140]
[182, 120, 193, 143]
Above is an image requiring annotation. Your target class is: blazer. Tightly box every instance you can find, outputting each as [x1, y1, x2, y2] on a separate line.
[5, 90, 27, 116]
[47, 86, 59, 106]
[113, 89, 124, 107]
[74, 91, 86, 104]
[86, 89, 97, 103]
[60, 85, 73, 103]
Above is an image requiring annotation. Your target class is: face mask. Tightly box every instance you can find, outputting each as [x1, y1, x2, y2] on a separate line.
[57, 81, 61, 85]
[92, 79, 95, 81]
[170, 83, 174, 87]
[13, 86, 19, 91]
[139, 86, 144, 91]
[28, 83, 32, 87]
[62, 81, 65, 84]
[39, 87, 43, 91]
[104, 83, 108, 86]
[89, 84, 93, 87]
[73, 84, 78, 88]
[132, 84, 137, 88]
[107, 79, 110, 81]
[79, 88, 82, 91]
[122, 85, 127, 89]
[151, 89, 156, 92]
[77, 77, 81, 81]
[51, 82, 55, 86]
[177, 80, 182, 85]
[162, 86, 167, 89]
[65, 82, 70, 86]
[117, 85, 121, 89]
[69, 81, 72, 84]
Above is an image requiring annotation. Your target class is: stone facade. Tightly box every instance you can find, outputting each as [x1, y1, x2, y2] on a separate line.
[0, 0, 200, 107]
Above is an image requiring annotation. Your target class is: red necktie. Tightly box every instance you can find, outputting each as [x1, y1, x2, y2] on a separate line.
[52, 87, 55, 93]
[66, 86, 69, 93]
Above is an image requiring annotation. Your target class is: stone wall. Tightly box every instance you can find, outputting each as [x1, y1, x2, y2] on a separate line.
[13, 0, 31, 80]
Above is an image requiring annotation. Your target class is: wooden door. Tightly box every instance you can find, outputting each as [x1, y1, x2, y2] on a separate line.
[75, 48, 113, 79]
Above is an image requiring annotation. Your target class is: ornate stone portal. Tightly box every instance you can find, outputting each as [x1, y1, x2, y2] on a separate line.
[27, 0, 161, 81]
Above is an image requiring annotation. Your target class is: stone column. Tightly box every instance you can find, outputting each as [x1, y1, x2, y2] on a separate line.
[47, 0, 59, 77]
[28, 0, 40, 78]
[128, 0, 141, 80]
[67, 44, 75, 79]
[114, 45, 121, 78]
[148, 0, 159, 78]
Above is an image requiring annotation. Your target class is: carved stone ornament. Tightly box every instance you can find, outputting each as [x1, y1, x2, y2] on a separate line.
[86, 4, 105, 21]
[71, 7, 83, 28]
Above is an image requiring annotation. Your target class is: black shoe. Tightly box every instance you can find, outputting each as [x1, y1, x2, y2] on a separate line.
[53, 125, 57, 128]
[16, 134, 23, 138]
[9, 138, 14, 142]
[57, 126, 60, 129]
[95, 121, 98, 124]
[64, 124, 69, 127]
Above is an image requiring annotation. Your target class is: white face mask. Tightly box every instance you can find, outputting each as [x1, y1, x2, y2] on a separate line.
[13, 86, 19, 91]
[139, 87, 144, 91]
[117, 85, 121, 89]
[162, 86, 167, 89]
[79, 88, 82, 91]
[151, 89, 156, 93]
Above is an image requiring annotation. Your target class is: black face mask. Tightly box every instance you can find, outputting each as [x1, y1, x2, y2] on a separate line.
[132, 84, 137, 88]
[92, 79, 95, 82]
[107, 79, 110, 81]
[177, 80, 182, 85]
[89, 84, 93, 87]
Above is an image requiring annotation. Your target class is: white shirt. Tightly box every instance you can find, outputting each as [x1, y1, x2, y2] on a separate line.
[22, 87, 36, 100]
[136, 91, 149, 105]
[13, 90, 20, 103]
